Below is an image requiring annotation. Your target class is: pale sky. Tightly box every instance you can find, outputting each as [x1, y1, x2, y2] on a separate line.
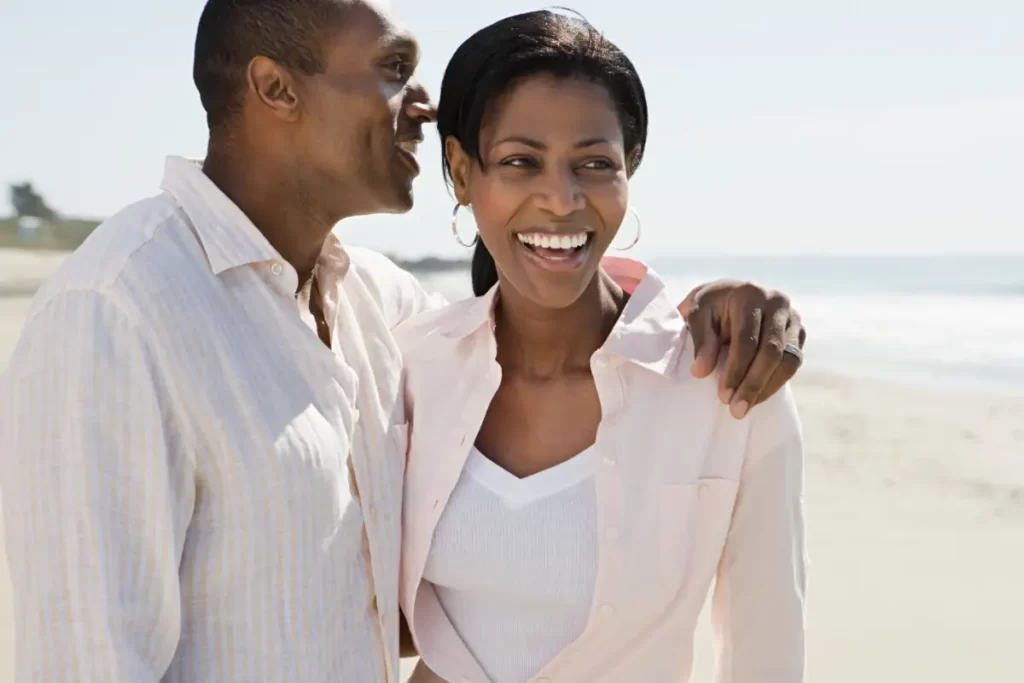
[1, 0, 1021, 260]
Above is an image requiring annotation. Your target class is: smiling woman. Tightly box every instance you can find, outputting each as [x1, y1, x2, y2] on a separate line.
[437, 14, 647, 305]
[398, 9, 805, 683]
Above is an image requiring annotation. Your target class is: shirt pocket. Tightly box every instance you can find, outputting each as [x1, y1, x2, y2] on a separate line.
[658, 479, 740, 591]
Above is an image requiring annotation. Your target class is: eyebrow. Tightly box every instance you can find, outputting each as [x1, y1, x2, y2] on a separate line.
[379, 32, 419, 59]
[493, 136, 611, 150]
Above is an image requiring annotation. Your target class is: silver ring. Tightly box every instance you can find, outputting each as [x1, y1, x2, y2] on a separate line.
[783, 343, 803, 364]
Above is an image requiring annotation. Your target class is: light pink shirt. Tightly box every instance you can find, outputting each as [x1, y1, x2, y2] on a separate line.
[396, 271, 807, 683]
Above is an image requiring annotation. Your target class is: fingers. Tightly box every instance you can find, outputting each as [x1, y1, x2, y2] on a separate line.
[689, 309, 722, 378]
[787, 308, 807, 350]
[678, 284, 701, 319]
[719, 301, 762, 407]
[681, 279, 808, 419]
[680, 284, 723, 378]
[727, 305, 790, 417]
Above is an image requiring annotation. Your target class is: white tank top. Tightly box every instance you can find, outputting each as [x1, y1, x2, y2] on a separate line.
[422, 446, 600, 683]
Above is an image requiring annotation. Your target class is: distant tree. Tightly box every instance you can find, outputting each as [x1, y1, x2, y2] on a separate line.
[9, 182, 57, 220]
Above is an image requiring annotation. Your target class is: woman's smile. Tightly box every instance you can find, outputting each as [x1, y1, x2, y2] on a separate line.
[514, 230, 594, 273]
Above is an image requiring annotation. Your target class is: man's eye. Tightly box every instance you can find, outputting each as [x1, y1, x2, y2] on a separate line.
[383, 59, 408, 79]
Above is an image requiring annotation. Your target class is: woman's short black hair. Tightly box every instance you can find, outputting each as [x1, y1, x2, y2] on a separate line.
[436, 9, 649, 296]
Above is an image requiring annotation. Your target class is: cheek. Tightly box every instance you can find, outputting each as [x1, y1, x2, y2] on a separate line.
[590, 180, 629, 235]
[378, 78, 404, 103]
[467, 176, 526, 247]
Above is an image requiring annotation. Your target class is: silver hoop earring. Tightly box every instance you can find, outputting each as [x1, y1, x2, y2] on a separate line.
[452, 203, 479, 248]
[612, 206, 641, 250]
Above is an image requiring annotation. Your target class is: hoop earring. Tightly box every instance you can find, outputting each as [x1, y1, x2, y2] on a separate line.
[452, 203, 479, 248]
[611, 206, 641, 250]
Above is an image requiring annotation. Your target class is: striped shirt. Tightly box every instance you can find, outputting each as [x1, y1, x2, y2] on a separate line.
[0, 156, 439, 682]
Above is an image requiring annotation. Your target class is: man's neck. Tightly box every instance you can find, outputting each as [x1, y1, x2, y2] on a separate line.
[202, 142, 337, 288]
[495, 271, 626, 379]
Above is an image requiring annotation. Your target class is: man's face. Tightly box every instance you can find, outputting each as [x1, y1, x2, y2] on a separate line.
[297, 0, 434, 217]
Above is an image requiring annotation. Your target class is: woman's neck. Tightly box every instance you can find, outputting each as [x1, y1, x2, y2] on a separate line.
[494, 270, 628, 379]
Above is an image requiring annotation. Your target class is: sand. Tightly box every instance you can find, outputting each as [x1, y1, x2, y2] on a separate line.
[1, 248, 1021, 682]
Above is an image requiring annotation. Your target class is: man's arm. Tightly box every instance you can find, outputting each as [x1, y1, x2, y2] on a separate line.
[711, 389, 806, 682]
[391, 267, 449, 325]
[0, 290, 195, 681]
[603, 257, 805, 418]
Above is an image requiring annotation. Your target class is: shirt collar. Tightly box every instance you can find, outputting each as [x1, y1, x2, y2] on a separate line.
[439, 269, 687, 377]
[159, 155, 351, 287]
[160, 156, 283, 275]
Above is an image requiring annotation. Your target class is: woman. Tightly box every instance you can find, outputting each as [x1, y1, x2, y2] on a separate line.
[397, 10, 805, 683]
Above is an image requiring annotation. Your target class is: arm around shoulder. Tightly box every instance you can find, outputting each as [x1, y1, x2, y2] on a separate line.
[0, 289, 195, 681]
[711, 386, 806, 682]
[343, 246, 449, 329]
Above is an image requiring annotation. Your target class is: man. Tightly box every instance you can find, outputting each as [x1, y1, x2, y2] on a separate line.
[0, 1, 804, 681]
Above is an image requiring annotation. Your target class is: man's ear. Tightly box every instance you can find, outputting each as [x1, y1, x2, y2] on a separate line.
[248, 56, 300, 122]
[445, 136, 472, 204]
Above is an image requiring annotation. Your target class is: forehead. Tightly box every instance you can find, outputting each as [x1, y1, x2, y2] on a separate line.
[485, 76, 622, 142]
[324, 0, 418, 60]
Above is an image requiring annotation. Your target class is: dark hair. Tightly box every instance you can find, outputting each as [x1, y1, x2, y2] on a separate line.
[193, 0, 344, 130]
[437, 9, 649, 296]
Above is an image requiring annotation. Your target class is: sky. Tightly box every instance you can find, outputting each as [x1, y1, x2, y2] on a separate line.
[1, 0, 1021, 260]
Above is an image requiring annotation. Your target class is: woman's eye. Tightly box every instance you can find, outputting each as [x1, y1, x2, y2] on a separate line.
[502, 157, 536, 168]
[582, 158, 615, 170]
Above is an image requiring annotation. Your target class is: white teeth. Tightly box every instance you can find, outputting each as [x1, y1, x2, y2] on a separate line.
[396, 140, 419, 155]
[515, 232, 590, 250]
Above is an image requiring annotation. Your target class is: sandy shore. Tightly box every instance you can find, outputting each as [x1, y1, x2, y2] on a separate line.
[1, 248, 1021, 682]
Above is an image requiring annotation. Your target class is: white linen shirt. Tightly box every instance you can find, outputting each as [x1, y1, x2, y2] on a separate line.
[0, 156, 439, 682]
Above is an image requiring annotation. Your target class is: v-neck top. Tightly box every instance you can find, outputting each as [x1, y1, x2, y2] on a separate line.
[423, 446, 600, 683]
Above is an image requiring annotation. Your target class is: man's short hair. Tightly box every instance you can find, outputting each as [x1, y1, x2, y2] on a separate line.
[193, 0, 343, 130]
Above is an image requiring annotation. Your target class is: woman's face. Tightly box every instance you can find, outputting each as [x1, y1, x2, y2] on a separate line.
[447, 74, 631, 309]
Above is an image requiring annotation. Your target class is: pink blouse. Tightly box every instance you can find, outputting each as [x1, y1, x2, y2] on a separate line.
[396, 270, 807, 682]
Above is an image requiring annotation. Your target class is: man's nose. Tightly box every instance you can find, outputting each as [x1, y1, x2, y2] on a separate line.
[405, 83, 437, 124]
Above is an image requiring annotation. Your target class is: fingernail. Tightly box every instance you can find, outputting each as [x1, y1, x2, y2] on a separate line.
[731, 400, 749, 419]
[721, 388, 734, 404]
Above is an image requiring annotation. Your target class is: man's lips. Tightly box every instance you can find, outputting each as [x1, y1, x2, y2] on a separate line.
[395, 140, 420, 176]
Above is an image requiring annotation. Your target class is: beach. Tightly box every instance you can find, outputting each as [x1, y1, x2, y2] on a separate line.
[1, 248, 1021, 682]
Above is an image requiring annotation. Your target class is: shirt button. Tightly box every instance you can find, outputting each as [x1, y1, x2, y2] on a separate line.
[602, 455, 616, 466]
[270, 262, 284, 275]
[600, 604, 615, 618]
[605, 527, 620, 540]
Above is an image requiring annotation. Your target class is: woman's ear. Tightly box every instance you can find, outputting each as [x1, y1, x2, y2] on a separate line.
[445, 136, 472, 204]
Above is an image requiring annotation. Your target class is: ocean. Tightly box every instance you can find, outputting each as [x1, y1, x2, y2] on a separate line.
[417, 254, 1024, 396]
